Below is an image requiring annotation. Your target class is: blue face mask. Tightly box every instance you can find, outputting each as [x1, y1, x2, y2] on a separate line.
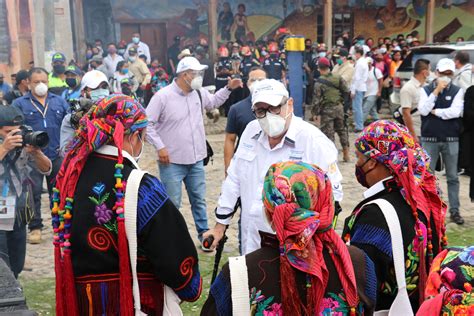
[358, 40, 365, 46]
[90, 88, 110, 102]
[318, 52, 327, 58]
[122, 68, 129, 74]
[132, 37, 140, 44]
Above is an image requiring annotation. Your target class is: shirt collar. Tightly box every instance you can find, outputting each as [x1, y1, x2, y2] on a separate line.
[363, 176, 394, 199]
[410, 76, 422, 87]
[95, 145, 140, 169]
[171, 79, 188, 96]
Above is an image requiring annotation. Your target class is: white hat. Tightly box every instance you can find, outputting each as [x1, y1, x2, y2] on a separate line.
[251, 79, 289, 107]
[437, 58, 455, 73]
[366, 57, 373, 64]
[176, 56, 208, 74]
[178, 49, 192, 60]
[81, 70, 109, 91]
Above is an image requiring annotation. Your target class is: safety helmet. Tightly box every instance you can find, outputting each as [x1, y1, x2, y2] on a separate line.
[241, 46, 252, 57]
[218, 46, 229, 58]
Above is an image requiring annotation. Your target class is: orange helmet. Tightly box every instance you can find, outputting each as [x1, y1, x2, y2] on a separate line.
[268, 43, 279, 53]
[218, 46, 229, 58]
[241, 46, 252, 57]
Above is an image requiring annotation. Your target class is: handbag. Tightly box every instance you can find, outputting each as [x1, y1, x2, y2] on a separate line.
[392, 106, 418, 126]
[196, 89, 214, 166]
[355, 199, 414, 316]
[125, 169, 183, 316]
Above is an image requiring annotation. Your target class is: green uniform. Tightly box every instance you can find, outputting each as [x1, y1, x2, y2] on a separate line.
[48, 72, 68, 96]
[311, 73, 349, 148]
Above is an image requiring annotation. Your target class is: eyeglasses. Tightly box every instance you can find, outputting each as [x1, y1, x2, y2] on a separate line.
[252, 104, 283, 119]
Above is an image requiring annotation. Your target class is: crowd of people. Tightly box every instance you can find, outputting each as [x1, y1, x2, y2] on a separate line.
[0, 28, 473, 316]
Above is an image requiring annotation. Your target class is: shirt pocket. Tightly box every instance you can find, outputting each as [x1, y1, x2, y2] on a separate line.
[233, 149, 256, 182]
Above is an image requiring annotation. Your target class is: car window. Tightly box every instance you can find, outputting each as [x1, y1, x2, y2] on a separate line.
[398, 48, 455, 72]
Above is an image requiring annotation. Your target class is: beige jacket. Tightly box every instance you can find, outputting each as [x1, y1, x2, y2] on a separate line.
[129, 59, 151, 87]
[332, 62, 354, 89]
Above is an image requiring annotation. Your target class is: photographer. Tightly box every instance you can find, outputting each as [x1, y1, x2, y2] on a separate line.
[0, 105, 51, 277]
[59, 69, 110, 155]
[13, 67, 69, 244]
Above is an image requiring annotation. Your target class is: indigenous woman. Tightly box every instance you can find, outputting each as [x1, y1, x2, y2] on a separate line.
[52, 95, 201, 315]
[202, 161, 376, 315]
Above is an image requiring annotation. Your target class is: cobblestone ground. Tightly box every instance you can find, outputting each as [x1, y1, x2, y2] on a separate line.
[22, 116, 473, 279]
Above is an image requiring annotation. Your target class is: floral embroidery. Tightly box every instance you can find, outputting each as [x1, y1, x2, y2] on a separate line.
[249, 288, 282, 316]
[459, 246, 474, 266]
[89, 182, 117, 233]
[382, 239, 420, 295]
[320, 293, 364, 315]
[441, 292, 474, 315]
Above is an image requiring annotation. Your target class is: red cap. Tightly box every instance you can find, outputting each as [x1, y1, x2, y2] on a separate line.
[318, 57, 331, 67]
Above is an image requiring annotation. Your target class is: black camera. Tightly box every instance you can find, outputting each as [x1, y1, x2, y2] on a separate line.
[69, 98, 94, 129]
[16, 125, 49, 148]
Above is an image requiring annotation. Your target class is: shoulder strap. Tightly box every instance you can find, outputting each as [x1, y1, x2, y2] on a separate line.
[196, 89, 203, 112]
[124, 169, 150, 316]
[229, 255, 251, 316]
[360, 199, 414, 316]
[316, 77, 339, 90]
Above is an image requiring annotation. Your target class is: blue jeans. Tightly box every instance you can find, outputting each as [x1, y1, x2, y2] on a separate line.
[423, 141, 460, 214]
[0, 221, 26, 278]
[159, 160, 208, 240]
[362, 95, 379, 123]
[352, 90, 365, 130]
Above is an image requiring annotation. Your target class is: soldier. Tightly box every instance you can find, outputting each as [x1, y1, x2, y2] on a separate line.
[311, 57, 350, 162]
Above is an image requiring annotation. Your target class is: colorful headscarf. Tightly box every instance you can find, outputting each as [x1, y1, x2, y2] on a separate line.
[418, 246, 474, 315]
[355, 120, 447, 304]
[263, 161, 359, 316]
[53, 95, 147, 316]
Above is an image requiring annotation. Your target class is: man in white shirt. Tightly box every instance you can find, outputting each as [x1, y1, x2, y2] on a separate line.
[124, 32, 151, 64]
[103, 43, 124, 79]
[400, 59, 430, 142]
[362, 57, 383, 123]
[350, 48, 369, 132]
[418, 58, 465, 225]
[203, 79, 343, 255]
[453, 51, 473, 91]
[349, 36, 370, 57]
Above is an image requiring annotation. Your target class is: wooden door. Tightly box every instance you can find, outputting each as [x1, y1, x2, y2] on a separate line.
[140, 23, 167, 65]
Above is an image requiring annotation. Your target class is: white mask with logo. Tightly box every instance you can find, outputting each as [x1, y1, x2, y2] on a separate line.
[34, 82, 48, 97]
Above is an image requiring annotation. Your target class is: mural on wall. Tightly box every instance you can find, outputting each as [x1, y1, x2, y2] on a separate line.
[347, 0, 473, 42]
[110, 0, 318, 45]
[110, 0, 473, 47]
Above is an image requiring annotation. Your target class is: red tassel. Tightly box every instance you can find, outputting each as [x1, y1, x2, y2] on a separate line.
[418, 242, 427, 306]
[280, 256, 303, 316]
[63, 250, 80, 316]
[54, 246, 65, 316]
[117, 220, 133, 316]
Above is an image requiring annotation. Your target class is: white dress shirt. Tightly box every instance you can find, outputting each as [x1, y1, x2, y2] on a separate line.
[418, 83, 464, 120]
[453, 63, 473, 91]
[351, 57, 369, 94]
[216, 116, 343, 255]
[103, 54, 124, 79]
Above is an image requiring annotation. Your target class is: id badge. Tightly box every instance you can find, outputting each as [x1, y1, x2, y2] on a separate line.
[0, 196, 16, 231]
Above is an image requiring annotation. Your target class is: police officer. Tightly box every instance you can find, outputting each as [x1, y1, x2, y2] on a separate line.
[3, 70, 29, 105]
[215, 47, 233, 91]
[61, 65, 83, 103]
[48, 52, 68, 96]
[239, 46, 260, 82]
[311, 57, 350, 162]
[263, 43, 286, 82]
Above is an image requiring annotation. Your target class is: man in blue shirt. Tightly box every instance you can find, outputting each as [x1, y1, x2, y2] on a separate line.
[61, 65, 83, 103]
[13, 68, 68, 243]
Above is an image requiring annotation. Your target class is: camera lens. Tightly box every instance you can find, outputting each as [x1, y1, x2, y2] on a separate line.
[24, 131, 49, 148]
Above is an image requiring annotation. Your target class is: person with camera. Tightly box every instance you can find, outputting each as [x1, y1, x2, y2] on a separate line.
[59, 69, 110, 155]
[0, 105, 51, 277]
[13, 67, 69, 243]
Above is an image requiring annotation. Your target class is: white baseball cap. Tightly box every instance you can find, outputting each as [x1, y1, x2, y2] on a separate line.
[176, 56, 208, 74]
[81, 70, 109, 91]
[436, 58, 455, 73]
[251, 79, 289, 107]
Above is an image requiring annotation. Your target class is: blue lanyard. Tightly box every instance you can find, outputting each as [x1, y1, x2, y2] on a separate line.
[2, 178, 9, 198]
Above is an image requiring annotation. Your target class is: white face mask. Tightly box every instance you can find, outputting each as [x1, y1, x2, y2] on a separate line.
[258, 105, 291, 138]
[34, 82, 48, 97]
[438, 76, 452, 86]
[336, 40, 344, 46]
[132, 37, 140, 44]
[90, 88, 110, 102]
[190, 76, 203, 90]
[130, 134, 144, 162]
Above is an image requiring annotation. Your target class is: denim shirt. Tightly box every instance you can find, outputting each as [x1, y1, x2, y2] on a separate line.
[13, 92, 69, 160]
